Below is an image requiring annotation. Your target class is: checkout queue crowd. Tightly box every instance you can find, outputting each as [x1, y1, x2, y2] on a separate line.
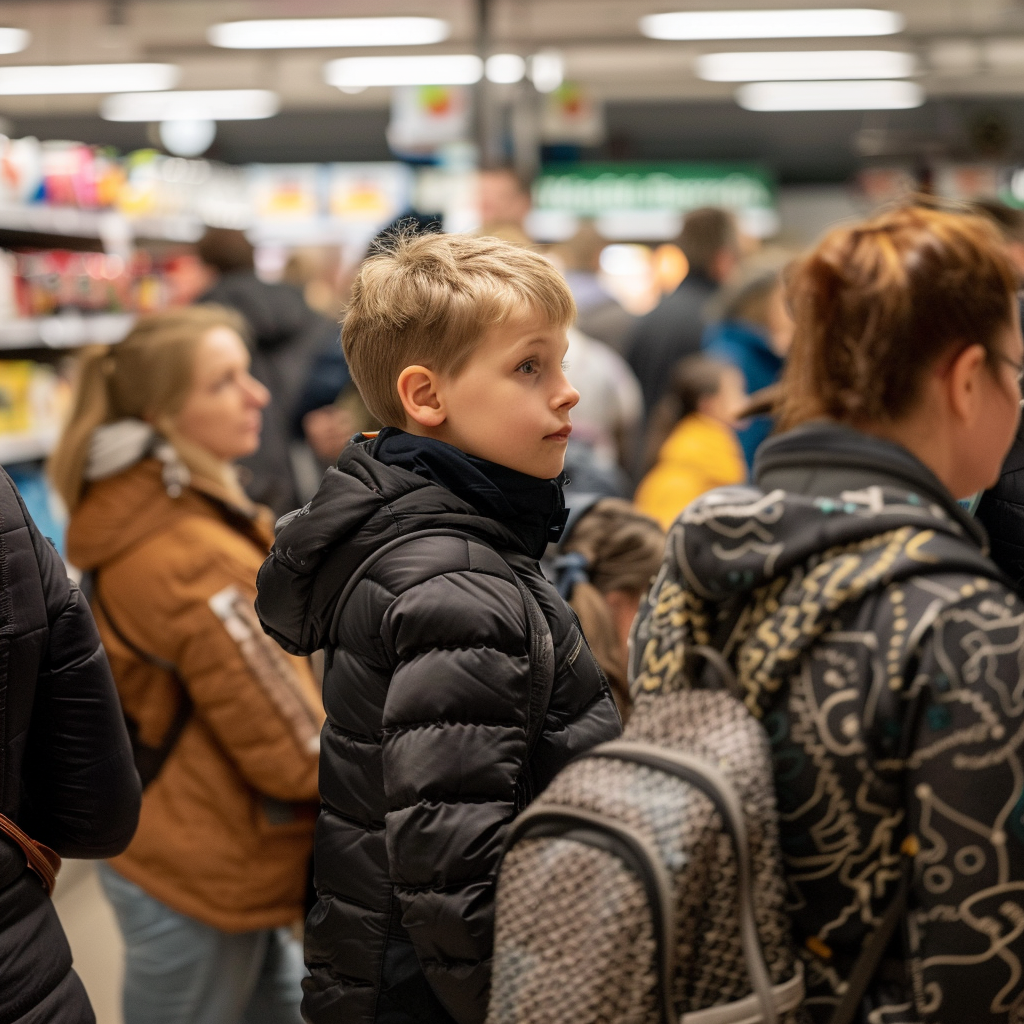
[7, 169, 1024, 1024]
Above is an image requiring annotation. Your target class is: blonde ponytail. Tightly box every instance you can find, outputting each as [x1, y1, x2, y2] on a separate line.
[48, 344, 116, 512]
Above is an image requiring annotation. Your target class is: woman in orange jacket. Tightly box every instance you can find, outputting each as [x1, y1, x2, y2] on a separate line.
[635, 355, 748, 530]
[50, 306, 323, 1024]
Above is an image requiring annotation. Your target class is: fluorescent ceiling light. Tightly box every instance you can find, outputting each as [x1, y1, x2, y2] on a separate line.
[325, 55, 483, 88]
[529, 51, 564, 93]
[208, 17, 448, 49]
[486, 53, 526, 84]
[699, 49, 915, 81]
[737, 79, 923, 110]
[641, 9, 904, 40]
[0, 63, 179, 95]
[102, 89, 279, 121]
[0, 28, 29, 54]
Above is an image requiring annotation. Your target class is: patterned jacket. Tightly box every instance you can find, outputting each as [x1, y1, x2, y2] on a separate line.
[631, 422, 1024, 1024]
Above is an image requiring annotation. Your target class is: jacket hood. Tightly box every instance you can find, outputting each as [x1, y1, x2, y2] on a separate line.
[257, 437, 530, 655]
[68, 459, 267, 571]
[202, 272, 311, 352]
[630, 423, 1006, 712]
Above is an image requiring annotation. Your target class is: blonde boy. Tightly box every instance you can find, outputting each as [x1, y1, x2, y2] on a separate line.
[257, 232, 621, 1024]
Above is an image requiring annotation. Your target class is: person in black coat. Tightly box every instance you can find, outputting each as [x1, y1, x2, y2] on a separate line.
[0, 468, 141, 1024]
[626, 206, 741, 421]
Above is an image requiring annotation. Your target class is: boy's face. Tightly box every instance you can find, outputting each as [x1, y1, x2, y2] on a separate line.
[429, 312, 580, 479]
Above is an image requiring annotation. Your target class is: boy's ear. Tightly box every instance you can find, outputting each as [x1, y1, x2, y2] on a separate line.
[397, 365, 447, 428]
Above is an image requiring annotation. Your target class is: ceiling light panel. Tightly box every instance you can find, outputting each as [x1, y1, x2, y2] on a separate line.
[0, 64, 179, 96]
[102, 89, 279, 121]
[699, 49, 915, 81]
[325, 55, 483, 89]
[208, 17, 449, 49]
[485, 53, 526, 84]
[0, 28, 29, 54]
[737, 79, 923, 110]
[641, 9, 904, 41]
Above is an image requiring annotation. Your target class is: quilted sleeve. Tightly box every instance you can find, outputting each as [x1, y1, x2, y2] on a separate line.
[19, 487, 141, 858]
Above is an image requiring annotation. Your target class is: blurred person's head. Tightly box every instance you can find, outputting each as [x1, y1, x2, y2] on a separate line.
[641, 356, 746, 473]
[559, 222, 605, 274]
[716, 259, 795, 357]
[50, 305, 269, 511]
[197, 227, 256, 275]
[162, 251, 215, 307]
[679, 207, 740, 284]
[478, 167, 532, 232]
[283, 246, 343, 317]
[780, 204, 1022, 499]
[973, 199, 1024, 280]
[343, 231, 579, 479]
[558, 498, 665, 720]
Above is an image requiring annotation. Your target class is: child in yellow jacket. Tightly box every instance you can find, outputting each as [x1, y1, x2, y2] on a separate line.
[635, 355, 747, 530]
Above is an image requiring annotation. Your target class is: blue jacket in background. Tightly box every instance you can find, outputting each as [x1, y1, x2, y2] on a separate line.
[704, 319, 783, 470]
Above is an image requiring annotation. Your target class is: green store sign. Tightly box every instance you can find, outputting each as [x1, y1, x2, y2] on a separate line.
[533, 163, 775, 215]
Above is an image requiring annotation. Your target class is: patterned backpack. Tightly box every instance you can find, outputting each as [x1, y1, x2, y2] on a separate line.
[486, 645, 906, 1024]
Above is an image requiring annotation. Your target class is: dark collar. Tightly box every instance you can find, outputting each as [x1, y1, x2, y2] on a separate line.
[371, 428, 568, 559]
[755, 421, 987, 549]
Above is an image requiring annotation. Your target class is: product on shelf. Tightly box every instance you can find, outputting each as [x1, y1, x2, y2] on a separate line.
[0, 359, 66, 436]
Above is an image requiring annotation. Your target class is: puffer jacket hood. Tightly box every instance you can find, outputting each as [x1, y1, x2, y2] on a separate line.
[259, 434, 531, 656]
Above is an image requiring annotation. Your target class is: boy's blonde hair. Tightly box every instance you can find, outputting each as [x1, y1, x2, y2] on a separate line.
[343, 231, 576, 426]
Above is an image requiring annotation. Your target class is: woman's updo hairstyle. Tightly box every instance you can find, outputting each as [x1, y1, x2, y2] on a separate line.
[779, 203, 1020, 431]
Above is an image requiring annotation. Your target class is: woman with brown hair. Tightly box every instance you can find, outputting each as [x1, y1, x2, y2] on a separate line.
[50, 306, 323, 1024]
[631, 204, 1024, 1022]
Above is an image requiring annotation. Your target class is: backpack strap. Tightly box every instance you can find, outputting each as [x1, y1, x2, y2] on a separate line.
[329, 528, 555, 762]
[88, 574, 193, 789]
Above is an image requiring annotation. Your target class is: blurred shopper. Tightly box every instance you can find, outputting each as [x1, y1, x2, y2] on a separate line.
[564, 325, 643, 488]
[704, 258, 794, 469]
[972, 201, 1024, 589]
[552, 497, 664, 721]
[635, 355, 747, 529]
[557, 223, 637, 352]
[0, 471, 141, 1024]
[633, 205, 1024, 1021]
[197, 227, 339, 517]
[627, 207, 740, 417]
[478, 166, 532, 234]
[49, 307, 323, 1024]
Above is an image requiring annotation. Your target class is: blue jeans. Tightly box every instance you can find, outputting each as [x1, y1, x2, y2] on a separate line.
[98, 865, 304, 1024]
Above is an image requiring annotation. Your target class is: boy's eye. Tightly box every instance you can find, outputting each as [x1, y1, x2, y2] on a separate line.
[518, 359, 537, 375]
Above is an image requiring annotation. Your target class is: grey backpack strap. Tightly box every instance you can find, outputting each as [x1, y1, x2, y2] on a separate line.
[331, 528, 555, 762]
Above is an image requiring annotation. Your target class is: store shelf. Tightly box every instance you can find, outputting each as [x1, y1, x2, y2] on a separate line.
[0, 204, 204, 252]
[0, 427, 58, 465]
[0, 313, 134, 351]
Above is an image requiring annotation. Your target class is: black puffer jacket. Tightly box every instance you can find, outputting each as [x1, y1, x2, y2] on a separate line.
[256, 432, 621, 1024]
[0, 469, 141, 1024]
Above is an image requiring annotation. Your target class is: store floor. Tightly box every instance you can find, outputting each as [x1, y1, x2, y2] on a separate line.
[53, 860, 125, 1024]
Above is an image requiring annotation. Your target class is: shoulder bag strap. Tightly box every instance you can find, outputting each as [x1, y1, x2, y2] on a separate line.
[92, 577, 193, 789]
[0, 811, 60, 896]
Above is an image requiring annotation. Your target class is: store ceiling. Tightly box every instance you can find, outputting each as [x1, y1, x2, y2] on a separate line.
[2, 1, 1024, 179]
[0, 0, 1022, 112]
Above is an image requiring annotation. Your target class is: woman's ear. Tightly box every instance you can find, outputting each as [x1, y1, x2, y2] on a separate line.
[946, 343, 988, 423]
[397, 365, 447, 429]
